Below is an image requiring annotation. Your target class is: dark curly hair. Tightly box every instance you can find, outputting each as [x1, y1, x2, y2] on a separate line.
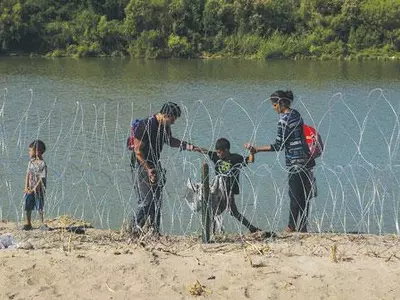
[160, 102, 181, 118]
[270, 90, 293, 108]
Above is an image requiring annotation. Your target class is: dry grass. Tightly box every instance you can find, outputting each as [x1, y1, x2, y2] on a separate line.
[2, 217, 399, 264]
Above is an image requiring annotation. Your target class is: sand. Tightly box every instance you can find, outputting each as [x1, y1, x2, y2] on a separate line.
[1, 220, 399, 300]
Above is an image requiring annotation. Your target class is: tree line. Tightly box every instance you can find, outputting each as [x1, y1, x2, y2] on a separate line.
[1, 0, 400, 60]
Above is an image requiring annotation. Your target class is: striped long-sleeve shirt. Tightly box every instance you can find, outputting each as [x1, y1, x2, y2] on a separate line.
[269, 109, 315, 169]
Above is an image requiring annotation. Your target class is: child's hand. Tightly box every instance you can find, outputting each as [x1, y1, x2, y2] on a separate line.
[244, 143, 257, 154]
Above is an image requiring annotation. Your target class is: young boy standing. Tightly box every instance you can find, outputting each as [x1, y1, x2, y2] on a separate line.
[23, 140, 47, 230]
[194, 138, 261, 233]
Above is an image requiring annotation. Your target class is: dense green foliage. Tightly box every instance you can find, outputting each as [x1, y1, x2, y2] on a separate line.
[1, 0, 400, 59]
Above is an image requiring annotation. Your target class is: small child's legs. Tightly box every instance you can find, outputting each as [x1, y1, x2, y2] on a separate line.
[24, 193, 35, 228]
[25, 210, 32, 226]
[211, 196, 227, 234]
[24, 193, 44, 229]
[228, 196, 260, 233]
[38, 210, 44, 224]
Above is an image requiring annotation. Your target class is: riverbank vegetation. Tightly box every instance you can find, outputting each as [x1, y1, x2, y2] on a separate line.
[1, 0, 400, 60]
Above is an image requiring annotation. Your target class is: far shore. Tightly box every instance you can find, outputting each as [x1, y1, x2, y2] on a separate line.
[1, 53, 400, 61]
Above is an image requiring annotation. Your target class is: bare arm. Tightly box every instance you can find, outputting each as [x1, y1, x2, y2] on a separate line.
[133, 138, 152, 171]
[250, 144, 272, 153]
[244, 143, 272, 153]
[193, 147, 209, 154]
[134, 138, 158, 183]
[247, 133, 283, 153]
[244, 121, 284, 154]
[24, 171, 30, 193]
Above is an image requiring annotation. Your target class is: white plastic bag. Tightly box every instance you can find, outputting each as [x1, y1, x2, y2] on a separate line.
[0, 233, 17, 249]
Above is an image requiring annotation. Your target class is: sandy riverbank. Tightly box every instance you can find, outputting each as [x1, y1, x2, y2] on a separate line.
[1, 219, 399, 300]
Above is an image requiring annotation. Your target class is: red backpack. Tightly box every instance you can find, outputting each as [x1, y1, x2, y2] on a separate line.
[303, 124, 324, 159]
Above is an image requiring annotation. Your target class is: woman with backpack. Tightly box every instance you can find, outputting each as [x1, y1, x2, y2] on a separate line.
[245, 90, 316, 233]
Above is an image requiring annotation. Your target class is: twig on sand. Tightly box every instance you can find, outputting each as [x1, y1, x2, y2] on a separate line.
[201, 244, 242, 254]
[330, 244, 338, 263]
[105, 282, 115, 293]
[67, 232, 73, 253]
[245, 241, 270, 256]
[243, 245, 267, 268]
[155, 247, 181, 256]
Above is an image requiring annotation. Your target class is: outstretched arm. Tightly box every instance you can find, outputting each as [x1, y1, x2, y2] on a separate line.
[244, 143, 273, 153]
[168, 136, 196, 151]
[192, 146, 209, 154]
[244, 121, 285, 153]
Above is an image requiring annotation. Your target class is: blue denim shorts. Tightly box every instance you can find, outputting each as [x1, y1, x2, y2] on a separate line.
[24, 193, 44, 211]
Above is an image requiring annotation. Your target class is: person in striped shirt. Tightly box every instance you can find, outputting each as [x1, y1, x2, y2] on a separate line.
[245, 90, 315, 232]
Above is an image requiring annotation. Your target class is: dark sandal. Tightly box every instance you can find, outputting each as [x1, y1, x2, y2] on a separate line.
[22, 224, 33, 231]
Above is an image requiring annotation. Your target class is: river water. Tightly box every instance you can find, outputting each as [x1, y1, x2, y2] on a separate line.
[1, 57, 400, 234]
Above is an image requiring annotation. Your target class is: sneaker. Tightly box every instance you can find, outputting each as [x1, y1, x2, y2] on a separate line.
[66, 226, 85, 234]
[261, 231, 277, 239]
[22, 224, 33, 231]
[249, 226, 262, 233]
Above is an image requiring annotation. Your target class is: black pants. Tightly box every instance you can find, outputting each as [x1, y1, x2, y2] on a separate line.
[228, 195, 259, 233]
[213, 193, 259, 233]
[288, 167, 313, 232]
[133, 165, 163, 233]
